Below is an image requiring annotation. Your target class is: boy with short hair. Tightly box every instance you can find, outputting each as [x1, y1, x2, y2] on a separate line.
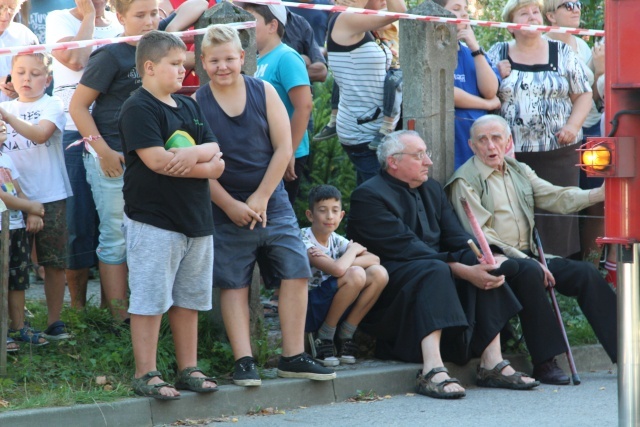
[302, 184, 388, 366]
[0, 52, 71, 342]
[0, 136, 48, 352]
[118, 30, 224, 400]
[196, 24, 335, 387]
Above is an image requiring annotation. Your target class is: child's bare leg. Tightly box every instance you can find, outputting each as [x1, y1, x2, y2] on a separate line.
[343, 265, 388, 326]
[66, 268, 89, 309]
[279, 278, 308, 356]
[325, 267, 366, 327]
[44, 267, 67, 326]
[168, 306, 216, 389]
[99, 261, 129, 321]
[8, 290, 25, 330]
[220, 287, 252, 360]
[131, 313, 180, 398]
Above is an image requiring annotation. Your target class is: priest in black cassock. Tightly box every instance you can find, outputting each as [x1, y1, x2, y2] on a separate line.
[347, 130, 539, 399]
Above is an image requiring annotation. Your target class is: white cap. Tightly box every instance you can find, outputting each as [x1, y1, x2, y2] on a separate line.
[267, 4, 287, 27]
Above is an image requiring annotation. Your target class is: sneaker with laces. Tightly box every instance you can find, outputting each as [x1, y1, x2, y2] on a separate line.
[277, 353, 337, 380]
[233, 356, 262, 386]
[309, 335, 339, 367]
[336, 337, 358, 364]
[313, 124, 337, 142]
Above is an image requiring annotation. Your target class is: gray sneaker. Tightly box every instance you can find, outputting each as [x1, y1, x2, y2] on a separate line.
[313, 125, 337, 142]
[277, 353, 336, 380]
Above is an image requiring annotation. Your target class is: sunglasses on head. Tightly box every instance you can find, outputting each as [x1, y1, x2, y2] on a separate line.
[557, 1, 582, 12]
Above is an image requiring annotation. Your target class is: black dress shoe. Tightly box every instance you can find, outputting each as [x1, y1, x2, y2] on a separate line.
[533, 358, 570, 385]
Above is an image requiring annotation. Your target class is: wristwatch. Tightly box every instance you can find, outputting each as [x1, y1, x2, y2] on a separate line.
[471, 48, 485, 57]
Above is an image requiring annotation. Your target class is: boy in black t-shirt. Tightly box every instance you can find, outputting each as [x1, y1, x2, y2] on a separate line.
[118, 31, 225, 401]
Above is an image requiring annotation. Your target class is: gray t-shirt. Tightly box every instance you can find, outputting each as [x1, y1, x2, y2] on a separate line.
[79, 42, 140, 152]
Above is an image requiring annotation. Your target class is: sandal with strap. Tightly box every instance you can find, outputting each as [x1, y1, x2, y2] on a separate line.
[476, 359, 540, 390]
[416, 367, 466, 399]
[175, 367, 218, 393]
[6, 337, 19, 353]
[132, 371, 180, 400]
[12, 326, 49, 347]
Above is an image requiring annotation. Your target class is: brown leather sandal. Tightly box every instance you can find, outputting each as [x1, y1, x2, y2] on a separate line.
[476, 360, 540, 390]
[416, 367, 466, 399]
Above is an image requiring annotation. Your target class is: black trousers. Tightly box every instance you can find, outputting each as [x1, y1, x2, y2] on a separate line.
[507, 257, 617, 365]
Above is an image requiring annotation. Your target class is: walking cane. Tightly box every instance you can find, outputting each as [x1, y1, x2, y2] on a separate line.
[533, 228, 581, 385]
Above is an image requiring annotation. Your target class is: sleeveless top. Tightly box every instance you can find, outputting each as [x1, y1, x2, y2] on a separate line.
[195, 75, 293, 225]
[327, 14, 391, 146]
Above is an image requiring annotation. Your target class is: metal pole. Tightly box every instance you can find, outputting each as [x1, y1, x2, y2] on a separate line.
[618, 243, 640, 426]
[0, 210, 10, 376]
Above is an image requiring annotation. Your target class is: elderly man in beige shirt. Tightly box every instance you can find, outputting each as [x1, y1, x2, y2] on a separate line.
[446, 114, 616, 386]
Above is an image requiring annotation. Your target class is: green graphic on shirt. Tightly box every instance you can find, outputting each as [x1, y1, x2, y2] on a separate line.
[165, 130, 195, 149]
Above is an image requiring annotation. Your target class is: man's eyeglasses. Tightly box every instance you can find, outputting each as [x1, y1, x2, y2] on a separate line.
[557, 1, 582, 12]
[392, 151, 431, 161]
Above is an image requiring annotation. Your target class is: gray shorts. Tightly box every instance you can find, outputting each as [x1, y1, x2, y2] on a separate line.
[123, 215, 213, 315]
[213, 216, 311, 289]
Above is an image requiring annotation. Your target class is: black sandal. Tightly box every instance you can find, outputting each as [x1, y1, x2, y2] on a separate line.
[416, 367, 466, 399]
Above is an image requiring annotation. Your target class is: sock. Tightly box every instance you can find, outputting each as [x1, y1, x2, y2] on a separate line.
[605, 261, 617, 288]
[380, 118, 396, 135]
[337, 321, 357, 340]
[317, 322, 336, 341]
[327, 111, 338, 127]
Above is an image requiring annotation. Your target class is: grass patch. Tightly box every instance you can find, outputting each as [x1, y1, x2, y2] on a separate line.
[0, 302, 244, 413]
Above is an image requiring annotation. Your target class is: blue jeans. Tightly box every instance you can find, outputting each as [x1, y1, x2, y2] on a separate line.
[83, 151, 126, 265]
[63, 131, 98, 269]
[342, 143, 380, 185]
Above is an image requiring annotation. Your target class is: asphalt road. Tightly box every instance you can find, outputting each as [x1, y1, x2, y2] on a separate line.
[207, 370, 617, 427]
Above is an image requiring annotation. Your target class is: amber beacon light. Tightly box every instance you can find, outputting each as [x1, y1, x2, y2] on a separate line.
[577, 137, 635, 178]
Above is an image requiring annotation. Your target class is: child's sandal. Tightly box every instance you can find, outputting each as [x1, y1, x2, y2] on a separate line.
[175, 367, 218, 393]
[132, 371, 180, 400]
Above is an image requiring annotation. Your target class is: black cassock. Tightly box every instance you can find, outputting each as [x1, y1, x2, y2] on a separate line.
[347, 171, 522, 364]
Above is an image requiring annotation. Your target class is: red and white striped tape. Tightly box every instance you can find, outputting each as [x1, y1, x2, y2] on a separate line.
[244, 0, 605, 37]
[0, 21, 256, 57]
[0, 1, 603, 57]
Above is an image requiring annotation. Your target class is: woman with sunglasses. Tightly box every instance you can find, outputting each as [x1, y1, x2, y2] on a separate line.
[486, 0, 592, 258]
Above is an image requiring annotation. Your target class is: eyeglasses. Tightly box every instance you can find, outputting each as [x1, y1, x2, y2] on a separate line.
[557, 1, 582, 12]
[392, 150, 431, 161]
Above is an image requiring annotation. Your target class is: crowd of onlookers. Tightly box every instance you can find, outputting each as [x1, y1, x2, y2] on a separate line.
[0, 0, 614, 402]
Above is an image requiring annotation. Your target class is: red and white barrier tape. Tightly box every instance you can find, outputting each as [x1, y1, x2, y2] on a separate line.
[243, 0, 605, 37]
[0, 21, 256, 57]
[0, 1, 603, 57]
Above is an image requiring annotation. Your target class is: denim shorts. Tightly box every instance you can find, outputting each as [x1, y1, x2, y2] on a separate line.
[83, 152, 126, 265]
[63, 130, 98, 269]
[213, 216, 311, 289]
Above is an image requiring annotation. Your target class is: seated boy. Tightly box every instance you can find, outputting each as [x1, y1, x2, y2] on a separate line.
[302, 185, 388, 366]
[118, 31, 224, 400]
[195, 24, 335, 387]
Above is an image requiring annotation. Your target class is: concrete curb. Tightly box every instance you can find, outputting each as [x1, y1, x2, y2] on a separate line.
[0, 345, 615, 427]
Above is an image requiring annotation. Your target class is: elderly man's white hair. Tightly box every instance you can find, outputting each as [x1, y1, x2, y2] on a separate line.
[377, 130, 423, 170]
[469, 114, 512, 141]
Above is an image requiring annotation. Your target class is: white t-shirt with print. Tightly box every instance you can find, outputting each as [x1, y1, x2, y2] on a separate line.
[0, 153, 25, 230]
[46, 9, 123, 131]
[0, 23, 39, 103]
[301, 227, 350, 289]
[0, 94, 70, 203]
